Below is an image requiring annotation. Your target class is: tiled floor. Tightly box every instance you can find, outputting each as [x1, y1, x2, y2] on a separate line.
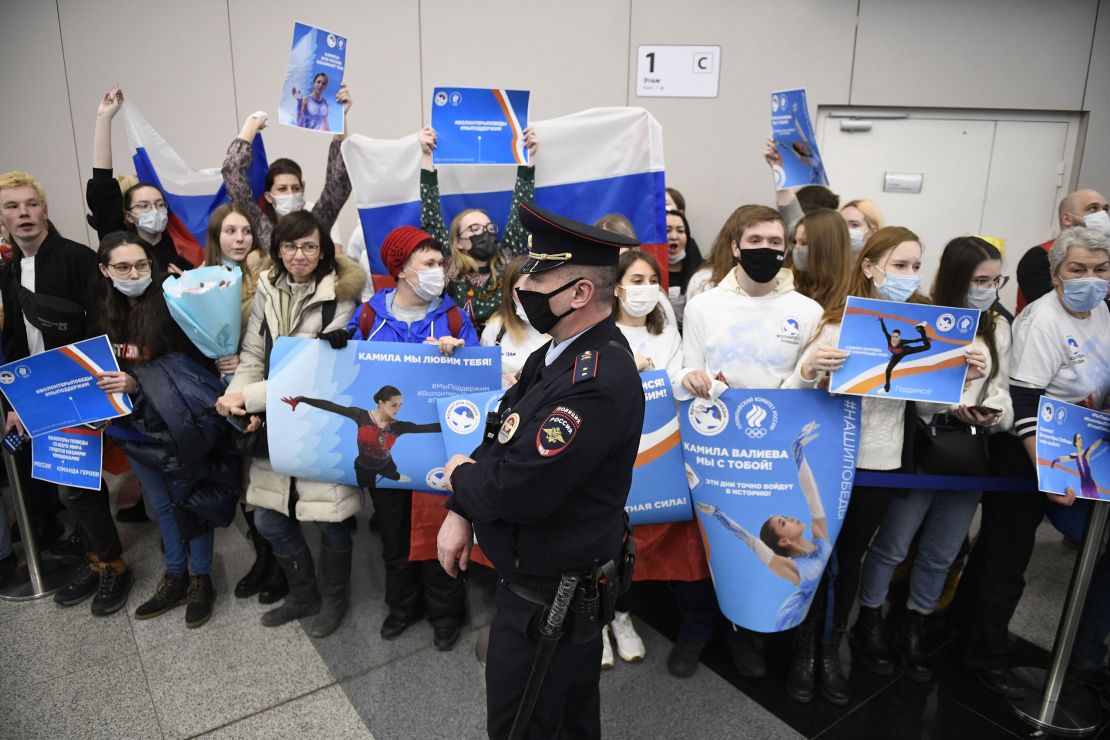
[0, 498, 1102, 739]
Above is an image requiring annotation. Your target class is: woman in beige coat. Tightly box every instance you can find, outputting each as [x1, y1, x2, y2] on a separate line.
[216, 210, 366, 638]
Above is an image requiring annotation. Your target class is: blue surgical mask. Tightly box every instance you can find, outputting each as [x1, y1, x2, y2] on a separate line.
[792, 246, 809, 272]
[874, 268, 920, 303]
[966, 285, 997, 311]
[848, 228, 866, 253]
[1061, 276, 1109, 312]
[135, 207, 168, 234]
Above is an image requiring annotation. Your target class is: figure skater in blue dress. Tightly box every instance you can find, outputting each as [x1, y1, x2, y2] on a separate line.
[695, 421, 830, 630]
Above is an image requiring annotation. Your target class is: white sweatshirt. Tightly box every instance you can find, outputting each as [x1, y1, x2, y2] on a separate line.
[616, 321, 684, 383]
[677, 267, 822, 399]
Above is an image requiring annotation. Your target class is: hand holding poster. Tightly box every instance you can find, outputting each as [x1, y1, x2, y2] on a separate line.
[770, 88, 828, 189]
[1037, 397, 1110, 500]
[828, 297, 980, 404]
[681, 389, 859, 632]
[32, 426, 103, 491]
[0, 336, 132, 437]
[431, 87, 530, 165]
[266, 338, 500, 492]
[279, 22, 347, 134]
[628, 370, 691, 525]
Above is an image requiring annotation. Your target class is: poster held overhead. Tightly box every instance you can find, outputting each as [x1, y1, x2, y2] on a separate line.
[770, 88, 828, 189]
[279, 22, 347, 134]
[431, 87, 530, 165]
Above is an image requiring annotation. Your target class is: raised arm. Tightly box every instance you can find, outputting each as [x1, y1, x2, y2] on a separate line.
[500, 127, 538, 256]
[418, 127, 450, 252]
[310, 140, 353, 231]
[285, 395, 365, 424]
[223, 113, 271, 245]
[695, 503, 800, 585]
[87, 87, 127, 240]
[390, 420, 442, 435]
[792, 422, 828, 541]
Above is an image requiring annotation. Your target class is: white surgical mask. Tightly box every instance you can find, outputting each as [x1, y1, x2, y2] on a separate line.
[271, 192, 305, 217]
[966, 285, 997, 311]
[619, 284, 660, 318]
[514, 300, 529, 324]
[849, 228, 866, 253]
[668, 247, 686, 265]
[792, 246, 809, 272]
[1083, 210, 1110, 236]
[112, 275, 152, 298]
[135, 207, 168, 234]
[406, 266, 446, 302]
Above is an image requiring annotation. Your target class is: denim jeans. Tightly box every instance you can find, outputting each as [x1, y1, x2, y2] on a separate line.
[253, 506, 351, 557]
[128, 456, 213, 575]
[859, 488, 981, 615]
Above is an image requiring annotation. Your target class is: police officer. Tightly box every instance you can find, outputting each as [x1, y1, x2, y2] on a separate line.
[438, 201, 645, 739]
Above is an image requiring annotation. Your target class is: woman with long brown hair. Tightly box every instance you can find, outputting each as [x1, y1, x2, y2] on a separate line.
[479, 255, 549, 388]
[790, 208, 853, 310]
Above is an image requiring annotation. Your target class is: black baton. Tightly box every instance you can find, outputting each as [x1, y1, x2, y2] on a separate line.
[507, 573, 581, 740]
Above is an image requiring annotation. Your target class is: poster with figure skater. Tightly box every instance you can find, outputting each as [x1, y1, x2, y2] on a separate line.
[770, 88, 828, 189]
[828, 296, 980, 405]
[266, 338, 500, 492]
[431, 87, 530, 165]
[279, 22, 347, 134]
[680, 389, 860, 632]
[1036, 397, 1110, 501]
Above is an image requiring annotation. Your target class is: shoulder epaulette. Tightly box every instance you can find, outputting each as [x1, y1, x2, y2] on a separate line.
[572, 349, 599, 384]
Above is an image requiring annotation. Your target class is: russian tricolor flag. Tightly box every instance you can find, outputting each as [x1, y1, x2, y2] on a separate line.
[342, 107, 667, 283]
[120, 102, 268, 267]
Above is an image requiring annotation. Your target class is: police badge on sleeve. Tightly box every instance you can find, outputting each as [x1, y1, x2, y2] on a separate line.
[536, 406, 581, 457]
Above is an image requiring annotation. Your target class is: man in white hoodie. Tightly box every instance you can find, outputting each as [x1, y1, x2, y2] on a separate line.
[671, 204, 823, 679]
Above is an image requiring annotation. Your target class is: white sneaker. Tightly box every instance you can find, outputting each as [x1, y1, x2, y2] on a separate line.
[611, 611, 646, 663]
[601, 625, 615, 669]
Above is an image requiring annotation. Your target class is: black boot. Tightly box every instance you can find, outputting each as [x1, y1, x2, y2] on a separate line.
[901, 610, 933, 682]
[260, 547, 321, 627]
[235, 509, 272, 599]
[54, 554, 101, 606]
[307, 546, 351, 638]
[135, 572, 190, 619]
[90, 558, 132, 616]
[851, 605, 894, 675]
[787, 619, 818, 703]
[819, 628, 851, 706]
[185, 574, 215, 628]
[727, 627, 767, 679]
[258, 556, 289, 605]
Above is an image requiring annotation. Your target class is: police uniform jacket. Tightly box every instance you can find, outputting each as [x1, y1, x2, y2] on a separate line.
[447, 316, 645, 590]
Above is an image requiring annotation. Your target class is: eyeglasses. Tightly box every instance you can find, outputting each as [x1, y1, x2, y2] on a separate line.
[129, 201, 167, 213]
[460, 223, 498, 238]
[106, 259, 152, 276]
[972, 275, 1009, 290]
[279, 242, 320, 257]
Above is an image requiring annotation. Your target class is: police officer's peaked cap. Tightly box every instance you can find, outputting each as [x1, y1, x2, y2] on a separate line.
[518, 201, 640, 274]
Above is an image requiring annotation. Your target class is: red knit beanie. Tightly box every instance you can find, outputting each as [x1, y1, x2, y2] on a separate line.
[380, 226, 436, 279]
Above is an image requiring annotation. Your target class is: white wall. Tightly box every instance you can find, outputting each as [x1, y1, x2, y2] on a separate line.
[2, 1, 1106, 264]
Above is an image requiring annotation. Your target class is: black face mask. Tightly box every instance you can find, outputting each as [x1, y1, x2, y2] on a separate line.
[467, 231, 497, 261]
[515, 277, 582, 334]
[738, 248, 785, 284]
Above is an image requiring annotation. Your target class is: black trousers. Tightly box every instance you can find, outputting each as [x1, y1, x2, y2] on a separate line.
[952, 433, 1041, 670]
[831, 482, 897, 629]
[368, 487, 465, 627]
[59, 483, 123, 561]
[13, 444, 63, 529]
[486, 583, 601, 740]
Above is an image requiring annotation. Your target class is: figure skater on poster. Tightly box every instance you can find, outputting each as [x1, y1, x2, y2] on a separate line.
[1051, 432, 1109, 500]
[696, 422, 831, 630]
[282, 385, 440, 489]
[292, 73, 330, 131]
[878, 317, 931, 394]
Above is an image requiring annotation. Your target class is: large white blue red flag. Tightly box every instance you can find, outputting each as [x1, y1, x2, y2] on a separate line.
[341, 107, 667, 279]
[120, 102, 269, 266]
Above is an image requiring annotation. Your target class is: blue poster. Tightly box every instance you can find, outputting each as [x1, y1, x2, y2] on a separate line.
[431, 87, 531, 165]
[266, 338, 500, 492]
[828, 296, 980, 405]
[627, 370, 692, 525]
[279, 22, 347, 134]
[31, 427, 103, 491]
[770, 88, 828, 189]
[681, 389, 859, 632]
[436, 389, 506, 459]
[0, 335, 132, 438]
[1037, 397, 1110, 500]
